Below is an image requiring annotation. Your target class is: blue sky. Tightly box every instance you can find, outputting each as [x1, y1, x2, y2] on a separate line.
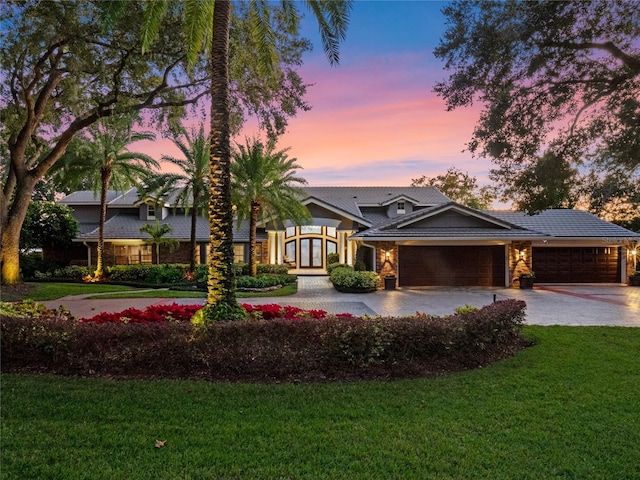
[262, 0, 488, 186]
[144, 1, 489, 188]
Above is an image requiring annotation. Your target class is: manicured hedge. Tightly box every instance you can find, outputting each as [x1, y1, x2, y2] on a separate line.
[31, 263, 289, 286]
[330, 267, 380, 293]
[1, 299, 527, 382]
[236, 274, 297, 289]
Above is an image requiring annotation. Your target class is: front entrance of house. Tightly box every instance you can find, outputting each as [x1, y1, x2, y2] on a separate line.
[299, 238, 323, 268]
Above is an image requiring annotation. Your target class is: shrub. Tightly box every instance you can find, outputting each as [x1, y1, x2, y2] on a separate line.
[45, 265, 92, 280]
[327, 253, 339, 264]
[107, 264, 190, 284]
[236, 274, 297, 290]
[330, 268, 380, 293]
[1, 300, 527, 381]
[194, 264, 208, 284]
[19, 253, 64, 279]
[257, 264, 290, 275]
[327, 262, 352, 275]
[236, 263, 290, 276]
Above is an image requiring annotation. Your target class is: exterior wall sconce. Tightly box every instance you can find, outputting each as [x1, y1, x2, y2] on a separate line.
[385, 250, 391, 261]
[518, 249, 525, 260]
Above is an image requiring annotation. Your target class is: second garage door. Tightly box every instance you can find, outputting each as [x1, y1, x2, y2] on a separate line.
[398, 246, 505, 287]
[532, 247, 620, 283]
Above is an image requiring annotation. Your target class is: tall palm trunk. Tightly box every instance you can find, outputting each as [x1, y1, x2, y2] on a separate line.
[95, 165, 112, 278]
[207, 0, 237, 308]
[248, 201, 260, 277]
[189, 186, 200, 273]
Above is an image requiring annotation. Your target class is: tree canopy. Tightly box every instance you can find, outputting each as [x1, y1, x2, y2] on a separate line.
[434, 0, 640, 195]
[0, 0, 318, 284]
[411, 167, 495, 209]
[20, 201, 78, 251]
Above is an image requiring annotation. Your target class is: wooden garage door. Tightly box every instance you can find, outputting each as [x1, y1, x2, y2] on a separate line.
[398, 246, 505, 287]
[532, 247, 620, 283]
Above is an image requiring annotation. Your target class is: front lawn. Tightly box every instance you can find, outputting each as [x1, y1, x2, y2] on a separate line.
[0, 282, 137, 302]
[89, 283, 298, 299]
[2, 325, 639, 479]
[0, 282, 297, 302]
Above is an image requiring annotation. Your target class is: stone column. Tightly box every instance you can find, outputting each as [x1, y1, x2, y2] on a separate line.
[268, 231, 277, 264]
[276, 231, 284, 264]
[346, 231, 355, 265]
[338, 231, 346, 264]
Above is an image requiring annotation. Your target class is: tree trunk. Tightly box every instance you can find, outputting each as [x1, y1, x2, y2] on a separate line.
[249, 202, 260, 277]
[1, 175, 37, 284]
[189, 187, 199, 273]
[207, 0, 237, 308]
[95, 166, 112, 278]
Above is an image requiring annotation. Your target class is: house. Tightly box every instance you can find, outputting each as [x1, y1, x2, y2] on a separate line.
[56, 186, 640, 287]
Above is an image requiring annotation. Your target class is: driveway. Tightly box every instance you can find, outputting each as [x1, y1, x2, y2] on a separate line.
[44, 277, 640, 327]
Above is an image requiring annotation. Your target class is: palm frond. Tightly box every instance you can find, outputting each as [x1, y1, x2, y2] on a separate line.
[141, 0, 171, 54]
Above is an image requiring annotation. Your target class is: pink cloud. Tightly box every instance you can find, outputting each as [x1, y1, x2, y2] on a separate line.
[135, 51, 491, 188]
[238, 53, 489, 185]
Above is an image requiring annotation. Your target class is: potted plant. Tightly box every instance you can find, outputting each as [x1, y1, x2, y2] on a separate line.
[384, 274, 396, 290]
[629, 271, 640, 287]
[519, 272, 535, 289]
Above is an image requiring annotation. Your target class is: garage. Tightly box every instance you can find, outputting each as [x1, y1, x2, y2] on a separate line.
[398, 245, 505, 287]
[532, 247, 621, 283]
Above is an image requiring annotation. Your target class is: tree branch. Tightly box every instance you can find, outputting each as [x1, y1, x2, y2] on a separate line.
[546, 40, 640, 73]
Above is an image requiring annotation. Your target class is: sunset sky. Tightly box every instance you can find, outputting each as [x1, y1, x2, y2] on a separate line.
[141, 1, 489, 187]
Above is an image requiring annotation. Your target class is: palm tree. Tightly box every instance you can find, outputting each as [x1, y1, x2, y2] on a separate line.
[130, 0, 351, 320]
[55, 119, 159, 278]
[232, 138, 311, 277]
[156, 124, 209, 273]
[140, 220, 180, 265]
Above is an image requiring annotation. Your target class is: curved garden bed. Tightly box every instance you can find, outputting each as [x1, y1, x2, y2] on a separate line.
[1, 299, 528, 382]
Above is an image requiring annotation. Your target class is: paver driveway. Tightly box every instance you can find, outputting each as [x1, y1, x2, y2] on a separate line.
[46, 276, 640, 326]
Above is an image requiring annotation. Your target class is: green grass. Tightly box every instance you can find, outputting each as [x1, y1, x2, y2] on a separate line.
[2, 325, 639, 479]
[1, 282, 297, 302]
[0, 282, 137, 302]
[86, 283, 298, 299]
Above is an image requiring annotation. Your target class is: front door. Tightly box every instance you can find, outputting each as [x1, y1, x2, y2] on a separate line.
[300, 238, 322, 268]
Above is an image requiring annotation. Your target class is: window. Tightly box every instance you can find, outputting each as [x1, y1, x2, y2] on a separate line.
[326, 226, 337, 238]
[397, 201, 405, 214]
[233, 244, 245, 263]
[300, 225, 322, 235]
[326, 241, 337, 256]
[115, 245, 152, 265]
[147, 204, 156, 219]
[285, 241, 297, 264]
[285, 226, 296, 238]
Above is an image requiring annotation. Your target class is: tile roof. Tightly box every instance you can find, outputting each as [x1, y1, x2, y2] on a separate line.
[77, 214, 261, 242]
[485, 209, 640, 238]
[60, 188, 140, 206]
[303, 186, 450, 220]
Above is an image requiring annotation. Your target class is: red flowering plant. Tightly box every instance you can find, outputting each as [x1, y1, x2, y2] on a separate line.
[80, 303, 202, 324]
[80, 303, 356, 324]
[241, 303, 332, 320]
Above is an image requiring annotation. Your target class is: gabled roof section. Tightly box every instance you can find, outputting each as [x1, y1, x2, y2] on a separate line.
[352, 202, 546, 240]
[390, 202, 518, 229]
[302, 196, 372, 227]
[302, 186, 449, 216]
[379, 194, 420, 207]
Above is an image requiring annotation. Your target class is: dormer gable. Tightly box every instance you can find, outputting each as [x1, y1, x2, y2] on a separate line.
[139, 199, 168, 221]
[395, 203, 514, 230]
